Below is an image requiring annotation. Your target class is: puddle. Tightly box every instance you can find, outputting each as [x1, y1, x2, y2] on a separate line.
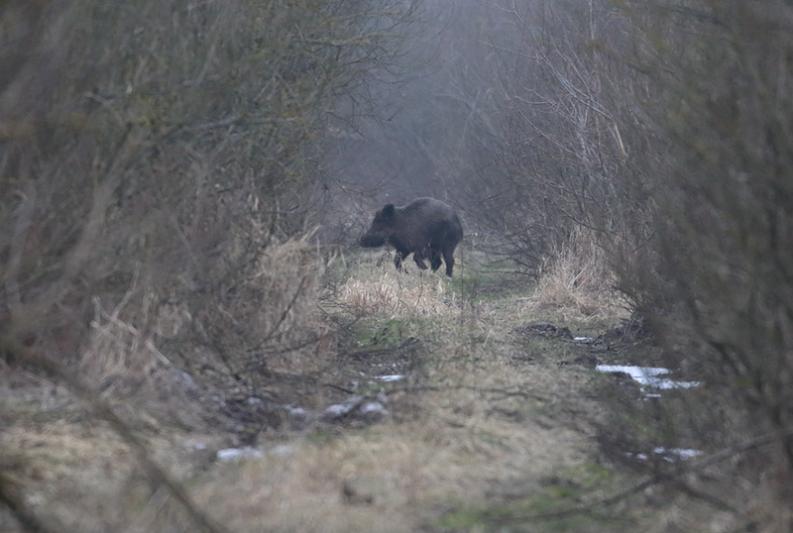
[632, 447, 703, 462]
[376, 374, 405, 382]
[216, 447, 264, 462]
[595, 365, 701, 390]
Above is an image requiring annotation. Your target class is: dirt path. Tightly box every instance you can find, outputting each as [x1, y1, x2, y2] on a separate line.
[1, 252, 634, 532]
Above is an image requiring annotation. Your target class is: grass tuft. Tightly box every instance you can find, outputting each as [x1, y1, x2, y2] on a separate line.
[336, 254, 459, 318]
[528, 227, 628, 326]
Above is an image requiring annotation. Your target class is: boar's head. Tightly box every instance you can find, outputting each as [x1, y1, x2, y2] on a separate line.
[359, 204, 396, 248]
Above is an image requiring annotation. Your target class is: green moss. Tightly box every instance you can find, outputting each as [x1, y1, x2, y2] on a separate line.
[306, 428, 339, 445]
[436, 507, 491, 531]
[353, 317, 432, 349]
[434, 462, 624, 532]
[447, 262, 530, 304]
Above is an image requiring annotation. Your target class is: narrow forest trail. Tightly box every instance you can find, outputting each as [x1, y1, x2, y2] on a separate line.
[184, 250, 632, 532]
[1, 250, 642, 532]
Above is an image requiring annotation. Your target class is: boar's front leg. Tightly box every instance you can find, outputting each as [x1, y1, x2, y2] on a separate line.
[413, 249, 429, 270]
[393, 251, 405, 271]
[429, 248, 443, 271]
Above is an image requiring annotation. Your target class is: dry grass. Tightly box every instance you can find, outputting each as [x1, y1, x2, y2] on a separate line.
[528, 227, 628, 325]
[336, 252, 459, 318]
[195, 412, 589, 532]
[0, 416, 226, 533]
[80, 274, 170, 390]
[76, 235, 328, 391]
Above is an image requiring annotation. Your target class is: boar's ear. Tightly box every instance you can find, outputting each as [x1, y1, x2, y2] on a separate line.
[382, 204, 395, 217]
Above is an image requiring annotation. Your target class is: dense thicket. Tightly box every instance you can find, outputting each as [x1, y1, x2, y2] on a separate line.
[622, 0, 793, 473]
[0, 0, 415, 386]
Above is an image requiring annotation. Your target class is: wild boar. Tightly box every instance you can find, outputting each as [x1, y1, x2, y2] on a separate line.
[359, 197, 463, 277]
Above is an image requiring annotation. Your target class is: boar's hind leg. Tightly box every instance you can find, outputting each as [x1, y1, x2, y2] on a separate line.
[442, 246, 455, 277]
[413, 250, 429, 270]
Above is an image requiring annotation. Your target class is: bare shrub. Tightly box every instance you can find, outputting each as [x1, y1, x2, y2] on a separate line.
[0, 1, 419, 528]
[188, 235, 328, 382]
[632, 0, 793, 463]
[0, 0, 417, 385]
[80, 274, 166, 389]
[582, 1, 793, 527]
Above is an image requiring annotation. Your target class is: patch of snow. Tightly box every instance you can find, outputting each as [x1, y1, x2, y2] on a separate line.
[323, 396, 363, 418]
[654, 447, 703, 460]
[325, 404, 353, 417]
[185, 439, 207, 451]
[573, 336, 594, 343]
[655, 378, 701, 390]
[216, 447, 264, 462]
[376, 374, 405, 382]
[287, 406, 307, 417]
[360, 402, 388, 415]
[595, 364, 701, 390]
[631, 447, 703, 462]
[171, 369, 198, 391]
[246, 396, 265, 407]
[270, 444, 294, 457]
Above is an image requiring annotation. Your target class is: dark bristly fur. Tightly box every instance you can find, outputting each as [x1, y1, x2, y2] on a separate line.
[359, 197, 463, 277]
